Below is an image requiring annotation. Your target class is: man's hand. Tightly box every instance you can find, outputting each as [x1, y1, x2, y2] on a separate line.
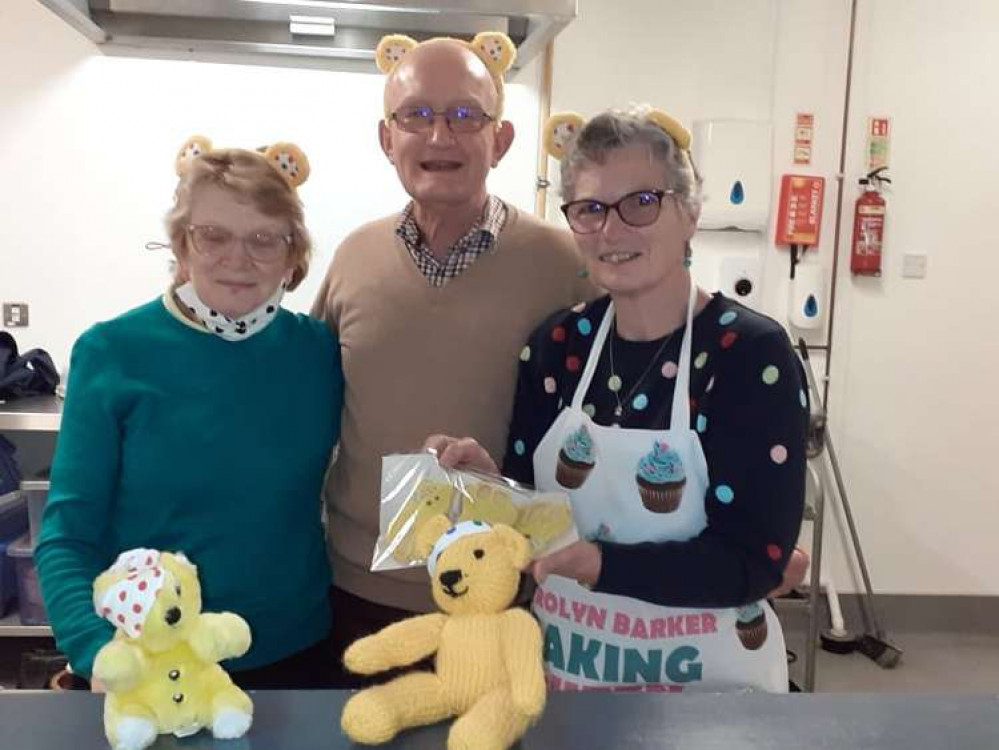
[422, 435, 500, 475]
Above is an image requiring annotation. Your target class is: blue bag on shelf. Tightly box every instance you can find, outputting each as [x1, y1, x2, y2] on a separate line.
[0, 435, 21, 497]
[0, 331, 59, 400]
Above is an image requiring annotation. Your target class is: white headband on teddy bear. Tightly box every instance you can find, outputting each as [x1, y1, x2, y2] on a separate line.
[94, 548, 167, 638]
[427, 520, 493, 577]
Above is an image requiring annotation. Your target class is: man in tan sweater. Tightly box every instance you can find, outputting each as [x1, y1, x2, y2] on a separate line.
[311, 34, 594, 687]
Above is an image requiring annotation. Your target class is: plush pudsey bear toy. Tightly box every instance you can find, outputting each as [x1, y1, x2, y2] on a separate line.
[91, 549, 253, 750]
[342, 518, 546, 750]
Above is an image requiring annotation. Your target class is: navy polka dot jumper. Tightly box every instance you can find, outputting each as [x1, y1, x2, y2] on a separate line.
[503, 293, 809, 608]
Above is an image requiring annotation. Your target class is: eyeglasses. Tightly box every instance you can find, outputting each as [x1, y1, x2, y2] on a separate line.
[561, 189, 676, 234]
[389, 105, 495, 134]
[187, 225, 292, 263]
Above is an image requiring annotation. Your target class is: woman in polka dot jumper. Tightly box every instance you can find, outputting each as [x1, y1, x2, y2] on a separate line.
[36, 142, 342, 690]
[429, 106, 808, 692]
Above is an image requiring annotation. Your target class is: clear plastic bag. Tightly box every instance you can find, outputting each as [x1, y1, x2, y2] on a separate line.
[373, 452, 578, 571]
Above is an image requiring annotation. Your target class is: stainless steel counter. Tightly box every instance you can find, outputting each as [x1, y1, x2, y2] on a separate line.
[1, 690, 998, 749]
[0, 395, 62, 432]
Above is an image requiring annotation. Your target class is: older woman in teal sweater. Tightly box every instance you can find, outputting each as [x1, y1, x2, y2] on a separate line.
[36, 140, 342, 689]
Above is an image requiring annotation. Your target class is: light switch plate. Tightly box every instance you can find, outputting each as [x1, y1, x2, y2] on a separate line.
[2, 303, 29, 327]
[902, 253, 928, 279]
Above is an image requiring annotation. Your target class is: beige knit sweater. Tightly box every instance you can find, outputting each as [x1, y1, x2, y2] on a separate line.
[311, 204, 595, 612]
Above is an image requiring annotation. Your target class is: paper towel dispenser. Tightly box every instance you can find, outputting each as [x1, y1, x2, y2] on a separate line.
[692, 120, 772, 232]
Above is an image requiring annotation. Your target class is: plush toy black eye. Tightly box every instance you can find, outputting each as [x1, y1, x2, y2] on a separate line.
[474, 549, 485, 560]
[175, 585, 182, 597]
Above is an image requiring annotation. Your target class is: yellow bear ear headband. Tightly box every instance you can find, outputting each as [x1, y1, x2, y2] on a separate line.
[174, 135, 311, 189]
[375, 32, 517, 119]
[542, 109, 693, 161]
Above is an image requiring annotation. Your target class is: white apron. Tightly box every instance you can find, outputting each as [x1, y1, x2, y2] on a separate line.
[532, 283, 787, 693]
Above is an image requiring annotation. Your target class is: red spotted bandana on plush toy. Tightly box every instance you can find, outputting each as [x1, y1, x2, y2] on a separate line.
[91, 549, 254, 750]
[94, 548, 166, 638]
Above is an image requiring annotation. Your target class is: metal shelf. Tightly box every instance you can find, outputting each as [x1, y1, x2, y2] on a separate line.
[1, 397, 58, 639]
[0, 396, 62, 432]
[0, 611, 52, 638]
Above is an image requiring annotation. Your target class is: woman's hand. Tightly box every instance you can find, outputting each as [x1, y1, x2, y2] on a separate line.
[422, 435, 500, 475]
[768, 547, 810, 598]
[531, 540, 602, 588]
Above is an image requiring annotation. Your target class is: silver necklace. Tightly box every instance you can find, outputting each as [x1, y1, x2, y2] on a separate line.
[607, 319, 677, 418]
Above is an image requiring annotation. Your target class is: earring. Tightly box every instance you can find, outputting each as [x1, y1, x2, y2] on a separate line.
[683, 242, 693, 269]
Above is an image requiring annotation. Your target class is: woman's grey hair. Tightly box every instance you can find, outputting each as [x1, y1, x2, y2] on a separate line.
[560, 105, 702, 218]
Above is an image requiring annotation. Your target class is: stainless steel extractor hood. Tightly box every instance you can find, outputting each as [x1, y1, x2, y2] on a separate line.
[36, 0, 577, 72]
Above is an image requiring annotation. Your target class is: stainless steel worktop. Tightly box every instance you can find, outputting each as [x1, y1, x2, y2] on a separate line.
[0, 395, 62, 432]
[2, 691, 999, 749]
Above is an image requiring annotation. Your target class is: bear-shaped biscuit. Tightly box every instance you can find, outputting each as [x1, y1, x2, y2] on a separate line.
[456, 481, 520, 527]
[385, 479, 456, 563]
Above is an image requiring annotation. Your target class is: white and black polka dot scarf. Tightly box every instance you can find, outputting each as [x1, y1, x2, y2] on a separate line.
[174, 281, 285, 341]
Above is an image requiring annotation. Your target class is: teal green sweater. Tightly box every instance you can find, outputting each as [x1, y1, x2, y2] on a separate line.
[36, 298, 341, 678]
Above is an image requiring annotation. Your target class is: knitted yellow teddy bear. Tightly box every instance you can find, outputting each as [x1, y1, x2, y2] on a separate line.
[341, 518, 546, 750]
[91, 549, 253, 750]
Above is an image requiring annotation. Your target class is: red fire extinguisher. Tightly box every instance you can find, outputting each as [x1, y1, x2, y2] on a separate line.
[850, 167, 891, 276]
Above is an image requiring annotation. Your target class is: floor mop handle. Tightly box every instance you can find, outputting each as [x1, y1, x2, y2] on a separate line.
[797, 340, 885, 639]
